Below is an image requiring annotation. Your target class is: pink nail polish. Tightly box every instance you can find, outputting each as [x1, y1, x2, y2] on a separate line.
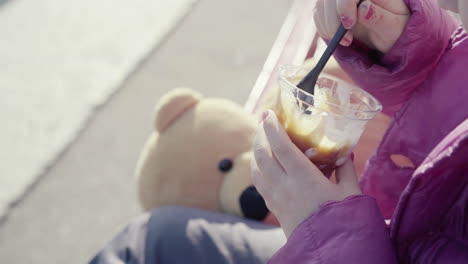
[340, 15, 353, 29]
[341, 38, 351, 46]
[261, 110, 269, 121]
[350, 152, 355, 161]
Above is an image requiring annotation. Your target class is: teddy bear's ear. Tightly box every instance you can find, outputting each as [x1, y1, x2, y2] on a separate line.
[154, 88, 202, 132]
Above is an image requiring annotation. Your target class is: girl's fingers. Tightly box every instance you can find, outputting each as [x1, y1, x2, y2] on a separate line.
[262, 110, 323, 179]
[341, 31, 354, 46]
[324, 0, 355, 46]
[314, 0, 330, 38]
[250, 158, 269, 197]
[326, 1, 353, 47]
[335, 159, 361, 194]
[315, 0, 354, 46]
[253, 122, 286, 183]
[314, 0, 327, 38]
[336, 0, 360, 29]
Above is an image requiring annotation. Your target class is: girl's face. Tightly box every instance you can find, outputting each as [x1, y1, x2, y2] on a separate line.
[438, 0, 468, 30]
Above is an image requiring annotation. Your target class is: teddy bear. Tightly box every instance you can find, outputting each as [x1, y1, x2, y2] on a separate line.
[134, 88, 271, 221]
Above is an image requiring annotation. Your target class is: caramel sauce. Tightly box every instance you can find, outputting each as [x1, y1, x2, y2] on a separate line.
[275, 102, 350, 177]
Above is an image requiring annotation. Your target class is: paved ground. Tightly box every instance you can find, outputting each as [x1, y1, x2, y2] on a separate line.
[0, 0, 290, 263]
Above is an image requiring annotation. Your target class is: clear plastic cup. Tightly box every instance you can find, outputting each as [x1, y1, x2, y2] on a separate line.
[272, 65, 382, 177]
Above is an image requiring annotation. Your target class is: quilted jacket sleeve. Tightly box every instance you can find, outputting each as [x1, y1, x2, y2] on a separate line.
[268, 195, 397, 264]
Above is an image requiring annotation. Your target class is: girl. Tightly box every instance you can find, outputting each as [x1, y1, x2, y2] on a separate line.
[252, 0, 468, 262]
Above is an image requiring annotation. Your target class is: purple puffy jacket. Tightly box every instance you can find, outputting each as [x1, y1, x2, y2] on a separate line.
[269, 0, 468, 262]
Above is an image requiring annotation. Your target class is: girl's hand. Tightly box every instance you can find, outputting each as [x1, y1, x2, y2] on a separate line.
[313, 0, 410, 53]
[252, 110, 362, 238]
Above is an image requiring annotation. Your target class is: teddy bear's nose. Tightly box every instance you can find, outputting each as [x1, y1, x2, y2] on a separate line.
[239, 185, 269, 221]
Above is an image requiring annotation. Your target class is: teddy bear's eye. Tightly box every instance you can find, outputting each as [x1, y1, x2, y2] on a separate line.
[218, 159, 233, 173]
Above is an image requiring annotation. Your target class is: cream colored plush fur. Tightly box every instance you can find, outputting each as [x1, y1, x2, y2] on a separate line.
[135, 88, 256, 216]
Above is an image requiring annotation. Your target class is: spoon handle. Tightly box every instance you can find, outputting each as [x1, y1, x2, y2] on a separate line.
[297, 24, 347, 95]
[297, 0, 364, 96]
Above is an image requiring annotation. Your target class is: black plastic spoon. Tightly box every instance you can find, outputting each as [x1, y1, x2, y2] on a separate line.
[297, 0, 363, 103]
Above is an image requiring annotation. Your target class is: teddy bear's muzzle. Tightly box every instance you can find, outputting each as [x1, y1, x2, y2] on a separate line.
[239, 185, 269, 221]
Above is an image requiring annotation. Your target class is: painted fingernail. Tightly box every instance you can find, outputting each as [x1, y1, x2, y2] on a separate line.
[262, 110, 269, 121]
[340, 15, 353, 29]
[342, 37, 352, 46]
[350, 152, 355, 161]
